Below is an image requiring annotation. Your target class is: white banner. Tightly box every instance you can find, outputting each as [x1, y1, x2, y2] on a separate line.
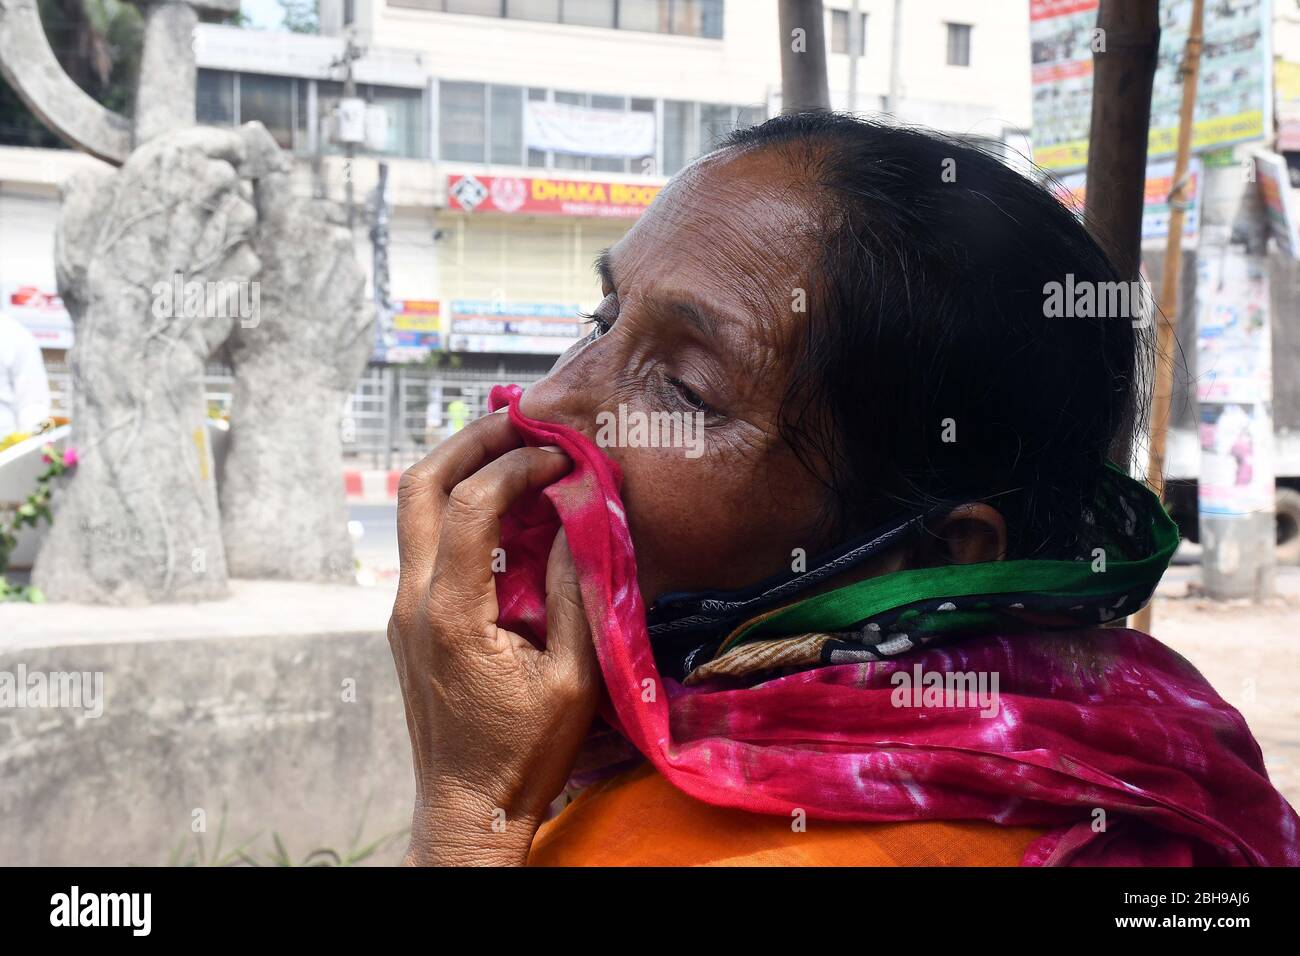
[524, 101, 655, 158]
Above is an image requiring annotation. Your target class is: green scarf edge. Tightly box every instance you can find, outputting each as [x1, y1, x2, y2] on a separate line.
[732, 464, 1178, 645]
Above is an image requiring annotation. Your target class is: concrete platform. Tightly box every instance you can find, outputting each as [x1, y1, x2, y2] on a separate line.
[0, 579, 409, 866]
[1, 578, 397, 649]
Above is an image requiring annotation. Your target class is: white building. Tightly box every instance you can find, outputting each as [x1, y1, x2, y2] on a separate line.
[0, 0, 1036, 460]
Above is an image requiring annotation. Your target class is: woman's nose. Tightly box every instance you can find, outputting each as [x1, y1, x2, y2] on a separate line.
[518, 356, 598, 442]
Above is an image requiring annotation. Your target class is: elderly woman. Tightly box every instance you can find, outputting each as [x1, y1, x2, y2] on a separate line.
[388, 113, 1299, 866]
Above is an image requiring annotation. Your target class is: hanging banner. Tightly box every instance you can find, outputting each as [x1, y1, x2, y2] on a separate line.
[524, 101, 655, 158]
[447, 173, 660, 218]
[1, 282, 73, 350]
[1254, 150, 1300, 258]
[447, 301, 584, 355]
[1050, 156, 1202, 241]
[1030, 0, 1271, 172]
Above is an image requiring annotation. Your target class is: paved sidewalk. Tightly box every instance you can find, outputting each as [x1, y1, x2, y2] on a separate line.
[1152, 567, 1300, 810]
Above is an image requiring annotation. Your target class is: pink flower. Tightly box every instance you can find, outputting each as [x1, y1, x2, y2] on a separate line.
[62, 447, 79, 468]
[40, 444, 55, 464]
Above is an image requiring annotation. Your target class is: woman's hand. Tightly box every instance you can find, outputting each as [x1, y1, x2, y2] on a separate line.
[388, 411, 602, 866]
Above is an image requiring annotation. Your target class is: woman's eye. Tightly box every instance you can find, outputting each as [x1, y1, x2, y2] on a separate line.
[580, 293, 618, 339]
[667, 376, 711, 413]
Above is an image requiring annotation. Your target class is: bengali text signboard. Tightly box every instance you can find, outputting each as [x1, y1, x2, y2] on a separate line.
[447, 174, 661, 218]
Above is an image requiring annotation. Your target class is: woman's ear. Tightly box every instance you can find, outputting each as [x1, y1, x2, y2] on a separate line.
[915, 503, 1007, 566]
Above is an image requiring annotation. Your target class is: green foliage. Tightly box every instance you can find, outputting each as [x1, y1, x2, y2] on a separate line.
[0, 0, 250, 147]
[277, 0, 319, 35]
[0, 444, 70, 602]
[0, 0, 143, 146]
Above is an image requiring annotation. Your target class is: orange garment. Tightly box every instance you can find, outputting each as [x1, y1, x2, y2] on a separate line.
[529, 763, 1046, 866]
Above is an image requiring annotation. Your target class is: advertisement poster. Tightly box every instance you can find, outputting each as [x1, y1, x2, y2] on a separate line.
[1031, 0, 1271, 172]
[1198, 402, 1275, 515]
[446, 300, 584, 355]
[1195, 243, 1274, 516]
[1277, 58, 1300, 151]
[447, 174, 661, 218]
[373, 299, 443, 364]
[1254, 149, 1300, 258]
[0, 281, 73, 350]
[1050, 156, 1201, 240]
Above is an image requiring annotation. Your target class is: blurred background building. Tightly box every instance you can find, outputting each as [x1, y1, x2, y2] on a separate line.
[0, 0, 1034, 471]
[4, 0, 1296, 478]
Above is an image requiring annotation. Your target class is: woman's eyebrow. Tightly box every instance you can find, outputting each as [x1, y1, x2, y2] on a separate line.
[666, 300, 720, 339]
[594, 249, 616, 289]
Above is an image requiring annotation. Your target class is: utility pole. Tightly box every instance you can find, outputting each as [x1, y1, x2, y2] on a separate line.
[1132, 0, 1204, 635]
[330, 32, 365, 229]
[778, 0, 830, 112]
[885, 0, 903, 115]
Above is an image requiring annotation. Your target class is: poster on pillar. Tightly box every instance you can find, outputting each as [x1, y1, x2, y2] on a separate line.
[1030, 0, 1271, 173]
[1195, 243, 1274, 517]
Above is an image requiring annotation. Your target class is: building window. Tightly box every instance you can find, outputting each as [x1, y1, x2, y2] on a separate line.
[197, 70, 236, 126]
[432, 82, 762, 176]
[445, 0, 505, 14]
[697, 102, 732, 154]
[946, 22, 971, 66]
[368, 85, 427, 158]
[830, 9, 865, 55]
[630, 96, 656, 175]
[440, 81, 487, 161]
[490, 85, 525, 163]
[663, 99, 694, 176]
[408, 0, 722, 37]
[239, 74, 295, 150]
[562, 0, 615, 27]
[507, 0, 559, 21]
[527, 88, 549, 166]
[589, 94, 628, 172]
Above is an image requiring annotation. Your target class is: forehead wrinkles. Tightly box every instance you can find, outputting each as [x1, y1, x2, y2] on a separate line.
[620, 159, 822, 361]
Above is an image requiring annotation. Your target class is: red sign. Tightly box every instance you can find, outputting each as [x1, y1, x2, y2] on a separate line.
[447, 174, 661, 219]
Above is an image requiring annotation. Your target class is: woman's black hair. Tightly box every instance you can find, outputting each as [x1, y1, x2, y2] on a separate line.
[719, 112, 1150, 558]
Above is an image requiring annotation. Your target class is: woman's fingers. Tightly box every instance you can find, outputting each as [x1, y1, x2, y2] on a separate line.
[542, 530, 600, 690]
[427, 445, 573, 634]
[396, 410, 522, 586]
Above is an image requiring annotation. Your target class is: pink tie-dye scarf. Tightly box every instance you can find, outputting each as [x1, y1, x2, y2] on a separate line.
[489, 384, 1300, 866]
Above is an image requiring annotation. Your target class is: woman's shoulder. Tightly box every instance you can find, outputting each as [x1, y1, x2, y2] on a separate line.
[528, 763, 1046, 867]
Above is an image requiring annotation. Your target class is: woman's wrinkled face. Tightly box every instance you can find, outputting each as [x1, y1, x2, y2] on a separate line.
[519, 146, 833, 601]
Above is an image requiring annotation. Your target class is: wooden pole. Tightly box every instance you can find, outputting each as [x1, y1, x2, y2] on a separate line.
[779, 0, 830, 112]
[1132, 0, 1205, 635]
[1082, 1, 1160, 282]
